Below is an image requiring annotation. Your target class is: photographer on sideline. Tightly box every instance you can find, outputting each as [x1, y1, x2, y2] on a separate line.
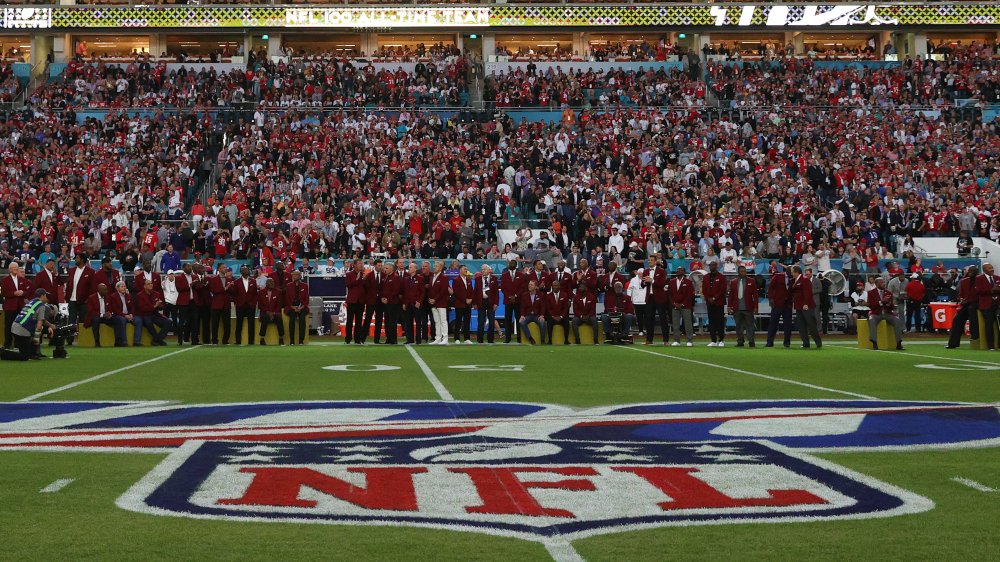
[8, 289, 55, 360]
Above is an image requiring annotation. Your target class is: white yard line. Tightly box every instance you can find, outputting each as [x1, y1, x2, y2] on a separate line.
[17, 347, 198, 402]
[543, 540, 586, 562]
[39, 478, 75, 493]
[846, 346, 1000, 366]
[405, 345, 454, 401]
[624, 346, 878, 400]
[951, 477, 996, 493]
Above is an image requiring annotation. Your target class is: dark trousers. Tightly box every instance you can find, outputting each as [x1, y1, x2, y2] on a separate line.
[164, 304, 181, 343]
[417, 304, 431, 342]
[363, 302, 384, 343]
[140, 314, 171, 343]
[947, 304, 979, 348]
[235, 306, 256, 344]
[477, 301, 496, 343]
[210, 308, 231, 345]
[707, 304, 726, 342]
[905, 300, 922, 332]
[91, 317, 124, 347]
[796, 310, 822, 347]
[548, 316, 570, 344]
[503, 303, 520, 343]
[3, 311, 14, 349]
[288, 309, 308, 344]
[259, 311, 284, 341]
[381, 304, 399, 344]
[573, 316, 599, 344]
[634, 304, 646, 333]
[646, 302, 670, 343]
[983, 305, 999, 349]
[182, 304, 197, 343]
[767, 306, 794, 347]
[67, 301, 86, 344]
[454, 307, 471, 341]
[13, 333, 35, 360]
[197, 305, 211, 344]
[345, 303, 364, 343]
[404, 305, 420, 344]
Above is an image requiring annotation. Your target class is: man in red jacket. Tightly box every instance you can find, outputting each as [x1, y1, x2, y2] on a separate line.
[65, 254, 95, 345]
[574, 258, 598, 296]
[135, 279, 170, 346]
[474, 265, 499, 344]
[451, 265, 473, 344]
[791, 265, 822, 349]
[2, 262, 30, 348]
[766, 263, 794, 348]
[947, 266, 980, 349]
[362, 259, 384, 344]
[192, 263, 212, 345]
[572, 288, 599, 345]
[867, 277, 904, 350]
[257, 278, 285, 346]
[500, 260, 522, 343]
[84, 283, 124, 347]
[642, 255, 670, 345]
[427, 261, 451, 345]
[34, 259, 62, 306]
[208, 264, 233, 345]
[602, 280, 635, 339]
[403, 263, 426, 344]
[518, 279, 547, 345]
[286, 269, 310, 345]
[231, 265, 258, 345]
[702, 260, 728, 346]
[91, 258, 121, 297]
[344, 259, 367, 344]
[417, 262, 432, 343]
[904, 274, 927, 333]
[110, 281, 139, 347]
[668, 266, 695, 346]
[974, 263, 1000, 350]
[545, 280, 571, 345]
[378, 263, 402, 345]
[728, 265, 759, 348]
[174, 263, 194, 345]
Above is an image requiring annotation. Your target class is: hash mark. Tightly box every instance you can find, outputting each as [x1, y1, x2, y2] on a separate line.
[40, 478, 75, 493]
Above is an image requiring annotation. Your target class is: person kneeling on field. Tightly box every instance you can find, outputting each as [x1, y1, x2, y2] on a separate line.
[518, 280, 547, 345]
[7, 289, 55, 360]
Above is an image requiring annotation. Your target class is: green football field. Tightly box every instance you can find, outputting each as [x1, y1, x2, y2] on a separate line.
[1, 340, 998, 561]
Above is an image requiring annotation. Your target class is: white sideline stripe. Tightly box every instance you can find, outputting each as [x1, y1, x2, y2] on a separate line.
[951, 477, 996, 493]
[17, 347, 199, 402]
[405, 345, 454, 401]
[39, 478, 74, 493]
[847, 346, 1000, 366]
[624, 346, 878, 400]
[543, 540, 586, 562]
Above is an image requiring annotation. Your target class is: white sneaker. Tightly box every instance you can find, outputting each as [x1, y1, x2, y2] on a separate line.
[707, 342, 717, 347]
[717, 342, 725, 347]
[465, 340, 474, 345]
[670, 342, 680, 347]
[686, 342, 693, 347]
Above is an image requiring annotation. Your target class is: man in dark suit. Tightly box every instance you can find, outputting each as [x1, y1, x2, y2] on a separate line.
[500, 260, 522, 343]
[642, 255, 670, 345]
[518, 279, 547, 345]
[208, 264, 233, 345]
[451, 265, 473, 344]
[84, 283, 123, 347]
[974, 263, 1000, 350]
[728, 265, 759, 348]
[285, 270, 310, 345]
[2, 262, 30, 348]
[766, 263, 794, 348]
[64, 254, 95, 345]
[867, 276, 905, 350]
[474, 265, 499, 344]
[362, 259, 384, 344]
[378, 263, 402, 345]
[702, 261, 728, 346]
[344, 259, 367, 344]
[231, 265, 258, 345]
[571, 289, 599, 345]
[668, 266, 695, 346]
[791, 265, 822, 349]
[545, 280, 571, 345]
[404, 263, 426, 344]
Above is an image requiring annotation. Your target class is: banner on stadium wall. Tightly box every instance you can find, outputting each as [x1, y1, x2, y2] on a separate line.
[5, 4, 1000, 30]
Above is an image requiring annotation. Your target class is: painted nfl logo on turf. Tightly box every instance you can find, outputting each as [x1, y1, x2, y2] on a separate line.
[117, 436, 931, 539]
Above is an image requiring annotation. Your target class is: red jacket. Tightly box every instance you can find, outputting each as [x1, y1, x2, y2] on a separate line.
[34, 269, 62, 303]
[599, 272, 627, 296]
[231, 276, 258, 309]
[867, 287, 897, 316]
[974, 274, 1000, 311]
[545, 291, 570, 318]
[604, 291, 635, 314]
[1, 273, 30, 312]
[208, 275, 231, 310]
[65, 265, 96, 304]
[728, 276, 759, 313]
[702, 271, 727, 306]
[380, 273, 403, 306]
[345, 269, 367, 305]
[92, 268, 121, 295]
[526, 269, 550, 293]
[364, 270, 382, 306]
[573, 293, 598, 317]
[550, 270, 576, 293]
[768, 272, 793, 308]
[192, 274, 212, 307]
[257, 288, 283, 316]
[109, 291, 135, 316]
[473, 274, 499, 307]
[132, 270, 162, 293]
[174, 273, 193, 306]
[500, 269, 522, 305]
[84, 292, 114, 328]
[404, 274, 425, 307]
[643, 266, 669, 305]
[904, 279, 926, 302]
[667, 275, 695, 309]
[427, 272, 451, 307]
[791, 275, 814, 311]
[574, 269, 599, 295]
[135, 289, 164, 317]
[958, 276, 974, 305]
[284, 280, 310, 312]
[451, 275, 473, 309]
[520, 291, 546, 316]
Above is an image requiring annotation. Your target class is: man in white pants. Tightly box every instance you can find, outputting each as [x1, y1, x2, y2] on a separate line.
[427, 261, 451, 345]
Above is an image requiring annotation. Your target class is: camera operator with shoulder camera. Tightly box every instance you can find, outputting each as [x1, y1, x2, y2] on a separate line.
[6, 289, 55, 360]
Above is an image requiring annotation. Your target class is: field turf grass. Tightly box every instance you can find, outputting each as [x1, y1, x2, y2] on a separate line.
[1, 340, 998, 561]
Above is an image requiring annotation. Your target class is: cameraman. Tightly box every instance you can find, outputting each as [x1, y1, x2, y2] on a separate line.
[8, 289, 55, 360]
